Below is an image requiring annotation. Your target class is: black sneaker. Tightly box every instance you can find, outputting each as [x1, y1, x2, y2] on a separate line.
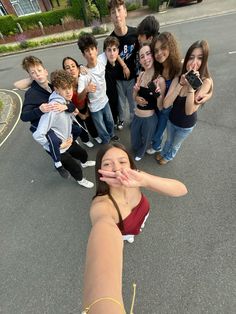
[110, 135, 120, 142]
[56, 166, 70, 179]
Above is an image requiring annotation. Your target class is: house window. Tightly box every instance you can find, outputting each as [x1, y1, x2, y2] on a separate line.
[10, 0, 41, 16]
[0, 2, 7, 15]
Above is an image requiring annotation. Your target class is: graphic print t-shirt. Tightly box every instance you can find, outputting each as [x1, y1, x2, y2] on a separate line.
[110, 26, 138, 80]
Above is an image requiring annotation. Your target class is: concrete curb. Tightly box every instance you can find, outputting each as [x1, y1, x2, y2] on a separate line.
[1, 8, 235, 58]
[0, 91, 12, 126]
[0, 89, 22, 148]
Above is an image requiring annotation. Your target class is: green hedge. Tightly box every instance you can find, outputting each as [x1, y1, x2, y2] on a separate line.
[71, 0, 88, 26]
[0, 15, 17, 36]
[96, 0, 108, 17]
[17, 8, 75, 30]
[0, 1, 84, 35]
[126, 2, 140, 11]
[148, 0, 161, 11]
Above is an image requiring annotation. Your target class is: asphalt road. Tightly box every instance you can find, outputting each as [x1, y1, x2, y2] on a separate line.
[0, 8, 236, 314]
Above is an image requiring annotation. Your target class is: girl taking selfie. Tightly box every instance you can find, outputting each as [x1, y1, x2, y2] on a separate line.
[156, 40, 213, 165]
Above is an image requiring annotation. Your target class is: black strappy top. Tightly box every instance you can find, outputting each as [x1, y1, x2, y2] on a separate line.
[137, 86, 157, 111]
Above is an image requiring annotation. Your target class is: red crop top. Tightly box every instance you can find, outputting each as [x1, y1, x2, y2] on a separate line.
[72, 91, 87, 110]
[117, 194, 150, 235]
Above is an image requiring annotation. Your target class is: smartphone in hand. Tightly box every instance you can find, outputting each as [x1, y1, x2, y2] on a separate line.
[185, 70, 203, 90]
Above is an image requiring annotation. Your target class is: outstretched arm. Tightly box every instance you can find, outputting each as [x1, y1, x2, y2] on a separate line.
[98, 168, 188, 197]
[83, 216, 124, 314]
[14, 77, 32, 90]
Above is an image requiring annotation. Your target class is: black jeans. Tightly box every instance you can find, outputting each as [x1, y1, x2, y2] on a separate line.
[76, 107, 98, 140]
[61, 141, 88, 181]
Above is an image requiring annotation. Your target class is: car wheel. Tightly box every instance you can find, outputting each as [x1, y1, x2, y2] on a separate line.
[197, 0, 203, 3]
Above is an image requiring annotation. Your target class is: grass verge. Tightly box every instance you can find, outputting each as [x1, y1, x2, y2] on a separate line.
[0, 99, 3, 114]
[0, 26, 108, 54]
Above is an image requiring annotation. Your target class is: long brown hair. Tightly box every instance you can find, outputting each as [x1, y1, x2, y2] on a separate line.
[181, 40, 210, 79]
[139, 41, 158, 80]
[94, 143, 137, 197]
[151, 32, 182, 80]
[94, 143, 137, 231]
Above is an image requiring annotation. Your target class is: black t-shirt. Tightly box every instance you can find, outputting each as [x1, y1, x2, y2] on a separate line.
[105, 61, 119, 107]
[110, 26, 138, 80]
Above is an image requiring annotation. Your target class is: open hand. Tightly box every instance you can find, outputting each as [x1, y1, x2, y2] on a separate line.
[39, 103, 53, 113]
[79, 65, 88, 75]
[52, 102, 67, 112]
[98, 168, 144, 188]
[60, 137, 73, 149]
[135, 96, 148, 106]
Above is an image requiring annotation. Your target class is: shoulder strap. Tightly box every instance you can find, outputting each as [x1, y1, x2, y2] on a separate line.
[108, 193, 124, 231]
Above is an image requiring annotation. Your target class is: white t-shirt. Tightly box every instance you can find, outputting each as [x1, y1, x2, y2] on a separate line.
[78, 53, 108, 112]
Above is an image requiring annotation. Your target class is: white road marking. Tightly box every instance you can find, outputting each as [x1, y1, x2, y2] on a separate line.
[228, 51, 236, 54]
[0, 89, 22, 148]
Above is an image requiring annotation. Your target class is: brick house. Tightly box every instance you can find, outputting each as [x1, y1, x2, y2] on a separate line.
[0, 0, 53, 16]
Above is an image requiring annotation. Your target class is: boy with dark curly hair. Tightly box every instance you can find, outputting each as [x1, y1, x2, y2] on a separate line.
[137, 15, 160, 45]
[33, 69, 95, 188]
[77, 34, 119, 144]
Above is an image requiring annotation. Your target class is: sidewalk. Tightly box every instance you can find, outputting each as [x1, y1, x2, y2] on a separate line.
[1, 0, 236, 57]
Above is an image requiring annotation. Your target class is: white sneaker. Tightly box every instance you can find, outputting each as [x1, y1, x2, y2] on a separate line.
[81, 160, 96, 168]
[83, 141, 94, 148]
[77, 178, 94, 188]
[123, 235, 135, 243]
[135, 156, 142, 161]
[146, 148, 157, 155]
[94, 137, 102, 144]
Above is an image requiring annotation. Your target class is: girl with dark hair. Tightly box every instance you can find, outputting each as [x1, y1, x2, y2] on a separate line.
[156, 40, 213, 165]
[131, 42, 165, 161]
[91, 142, 187, 243]
[62, 56, 102, 146]
[82, 142, 187, 312]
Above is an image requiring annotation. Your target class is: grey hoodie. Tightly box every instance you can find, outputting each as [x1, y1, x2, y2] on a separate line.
[33, 91, 74, 153]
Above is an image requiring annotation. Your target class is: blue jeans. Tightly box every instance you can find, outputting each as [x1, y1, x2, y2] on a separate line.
[90, 102, 114, 144]
[131, 113, 158, 158]
[117, 79, 136, 123]
[152, 107, 172, 151]
[161, 120, 195, 161]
